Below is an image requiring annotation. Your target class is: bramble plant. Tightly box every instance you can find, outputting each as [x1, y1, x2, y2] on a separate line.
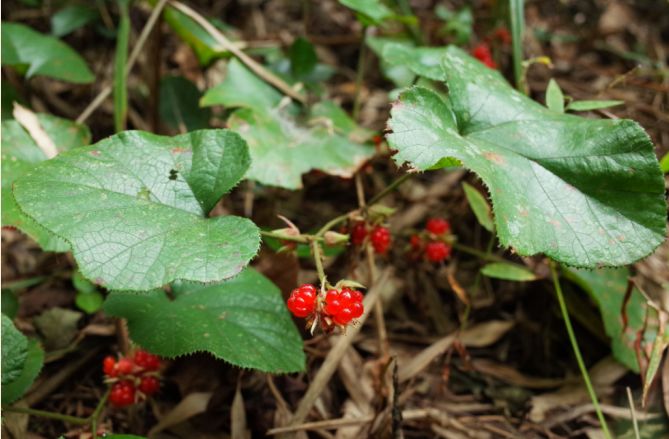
[1, 1, 667, 437]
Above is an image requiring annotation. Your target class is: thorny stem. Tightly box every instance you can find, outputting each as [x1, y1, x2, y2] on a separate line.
[551, 263, 612, 439]
[451, 242, 508, 264]
[260, 230, 315, 244]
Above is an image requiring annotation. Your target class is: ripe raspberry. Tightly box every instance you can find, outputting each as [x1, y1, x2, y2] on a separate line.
[109, 381, 136, 407]
[134, 350, 161, 371]
[370, 226, 391, 254]
[471, 43, 496, 68]
[425, 241, 452, 263]
[103, 356, 117, 377]
[350, 222, 367, 246]
[115, 358, 134, 375]
[426, 218, 451, 236]
[324, 288, 364, 325]
[287, 284, 318, 318]
[138, 376, 160, 395]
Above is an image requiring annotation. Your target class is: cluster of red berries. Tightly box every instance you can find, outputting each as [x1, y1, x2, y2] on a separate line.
[410, 218, 453, 263]
[351, 222, 392, 254]
[103, 350, 162, 407]
[287, 283, 364, 330]
[471, 43, 496, 69]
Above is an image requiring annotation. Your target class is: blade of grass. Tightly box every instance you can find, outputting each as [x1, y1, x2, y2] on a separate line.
[551, 262, 612, 439]
[509, 0, 524, 91]
[113, 0, 130, 132]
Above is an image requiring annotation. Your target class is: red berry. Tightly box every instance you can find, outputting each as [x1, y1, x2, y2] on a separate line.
[425, 241, 452, 263]
[287, 284, 318, 318]
[494, 27, 512, 45]
[139, 376, 160, 396]
[471, 43, 496, 69]
[351, 222, 367, 246]
[426, 218, 451, 236]
[410, 234, 422, 250]
[370, 226, 391, 254]
[109, 381, 136, 407]
[134, 350, 161, 371]
[115, 358, 134, 375]
[323, 287, 364, 326]
[103, 356, 117, 377]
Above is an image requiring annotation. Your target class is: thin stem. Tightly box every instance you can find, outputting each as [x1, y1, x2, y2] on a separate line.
[91, 387, 111, 439]
[352, 29, 368, 121]
[310, 240, 327, 284]
[316, 213, 351, 238]
[368, 173, 413, 205]
[2, 406, 89, 425]
[551, 263, 612, 439]
[451, 242, 508, 264]
[260, 230, 313, 244]
[393, 0, 424, 45]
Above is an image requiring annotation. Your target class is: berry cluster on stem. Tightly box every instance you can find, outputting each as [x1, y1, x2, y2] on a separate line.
[103, 349, 162, 407]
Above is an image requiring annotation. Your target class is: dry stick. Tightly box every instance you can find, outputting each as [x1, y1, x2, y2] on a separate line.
[626, 387, 641, 439]
[168, 1, 306, 104]
[354, 173, 389, 358]
[286, 269, 391, 428]
[76, 0, 169, 124]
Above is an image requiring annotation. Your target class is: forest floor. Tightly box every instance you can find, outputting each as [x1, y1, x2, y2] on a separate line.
[2, 0, 668, 438]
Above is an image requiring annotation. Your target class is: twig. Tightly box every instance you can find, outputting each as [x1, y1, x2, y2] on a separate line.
[168, 1, 306, 104]
[551, 263, 612, 439]
[77, 0, 169, 124]
[626, 387, 641, 439]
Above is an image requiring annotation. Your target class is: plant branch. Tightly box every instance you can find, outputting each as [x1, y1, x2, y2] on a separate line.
[551, 262, 612, 439]
[90, 387, 111, 439]
[368, 173, 413, 205]
[310, 240, 327, 285]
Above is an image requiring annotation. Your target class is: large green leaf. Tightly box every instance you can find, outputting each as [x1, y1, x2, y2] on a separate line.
[13, 130, 259, 291]
[202, 59, 374, 189]
[2, 315, 28, 385]
[2, 114, 90, 251]
[2, 339, 44, 404]
[339, 0, 394, 25]
[386, 46, 666, 267]
[104, 268, 305, 373]
[1, 22, 94, 83]
[563, 267, 645, 371]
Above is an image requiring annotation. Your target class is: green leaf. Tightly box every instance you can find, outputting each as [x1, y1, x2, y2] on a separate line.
[51, 4, 98, 37]
[1, 80, 26, 120]
[366, 37, 416, 88]
[159, 75, 211, 131]
[566, 100, 624, 112]
[381, 43, 448, 81]
[563, 267, 645, 371]
[2, 289, 19, 319]
[480, 262, 536, 281]
[2, 114, 91, 252]
[339, 0, 394, 25]
[202, 60, 374, 189]
[13, 130, 259, 291]
[34, 307, 82, 350]
[289, 37, 317, 79]
[104, 268, 305, 373]
[2, 314, 28, 385]
[462, 182, 494, 232]
[435, 5, 473, 45]
[546, 79, 564, 113]
[386, 46, 666, 267]
[1, 22, 94, 83]
[72, 270, 97, 294]
[660, 152, 669, 174]
[2, 339, 44, 404]
[113, 0, 130, 132]
[75, 290, 104, 314]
